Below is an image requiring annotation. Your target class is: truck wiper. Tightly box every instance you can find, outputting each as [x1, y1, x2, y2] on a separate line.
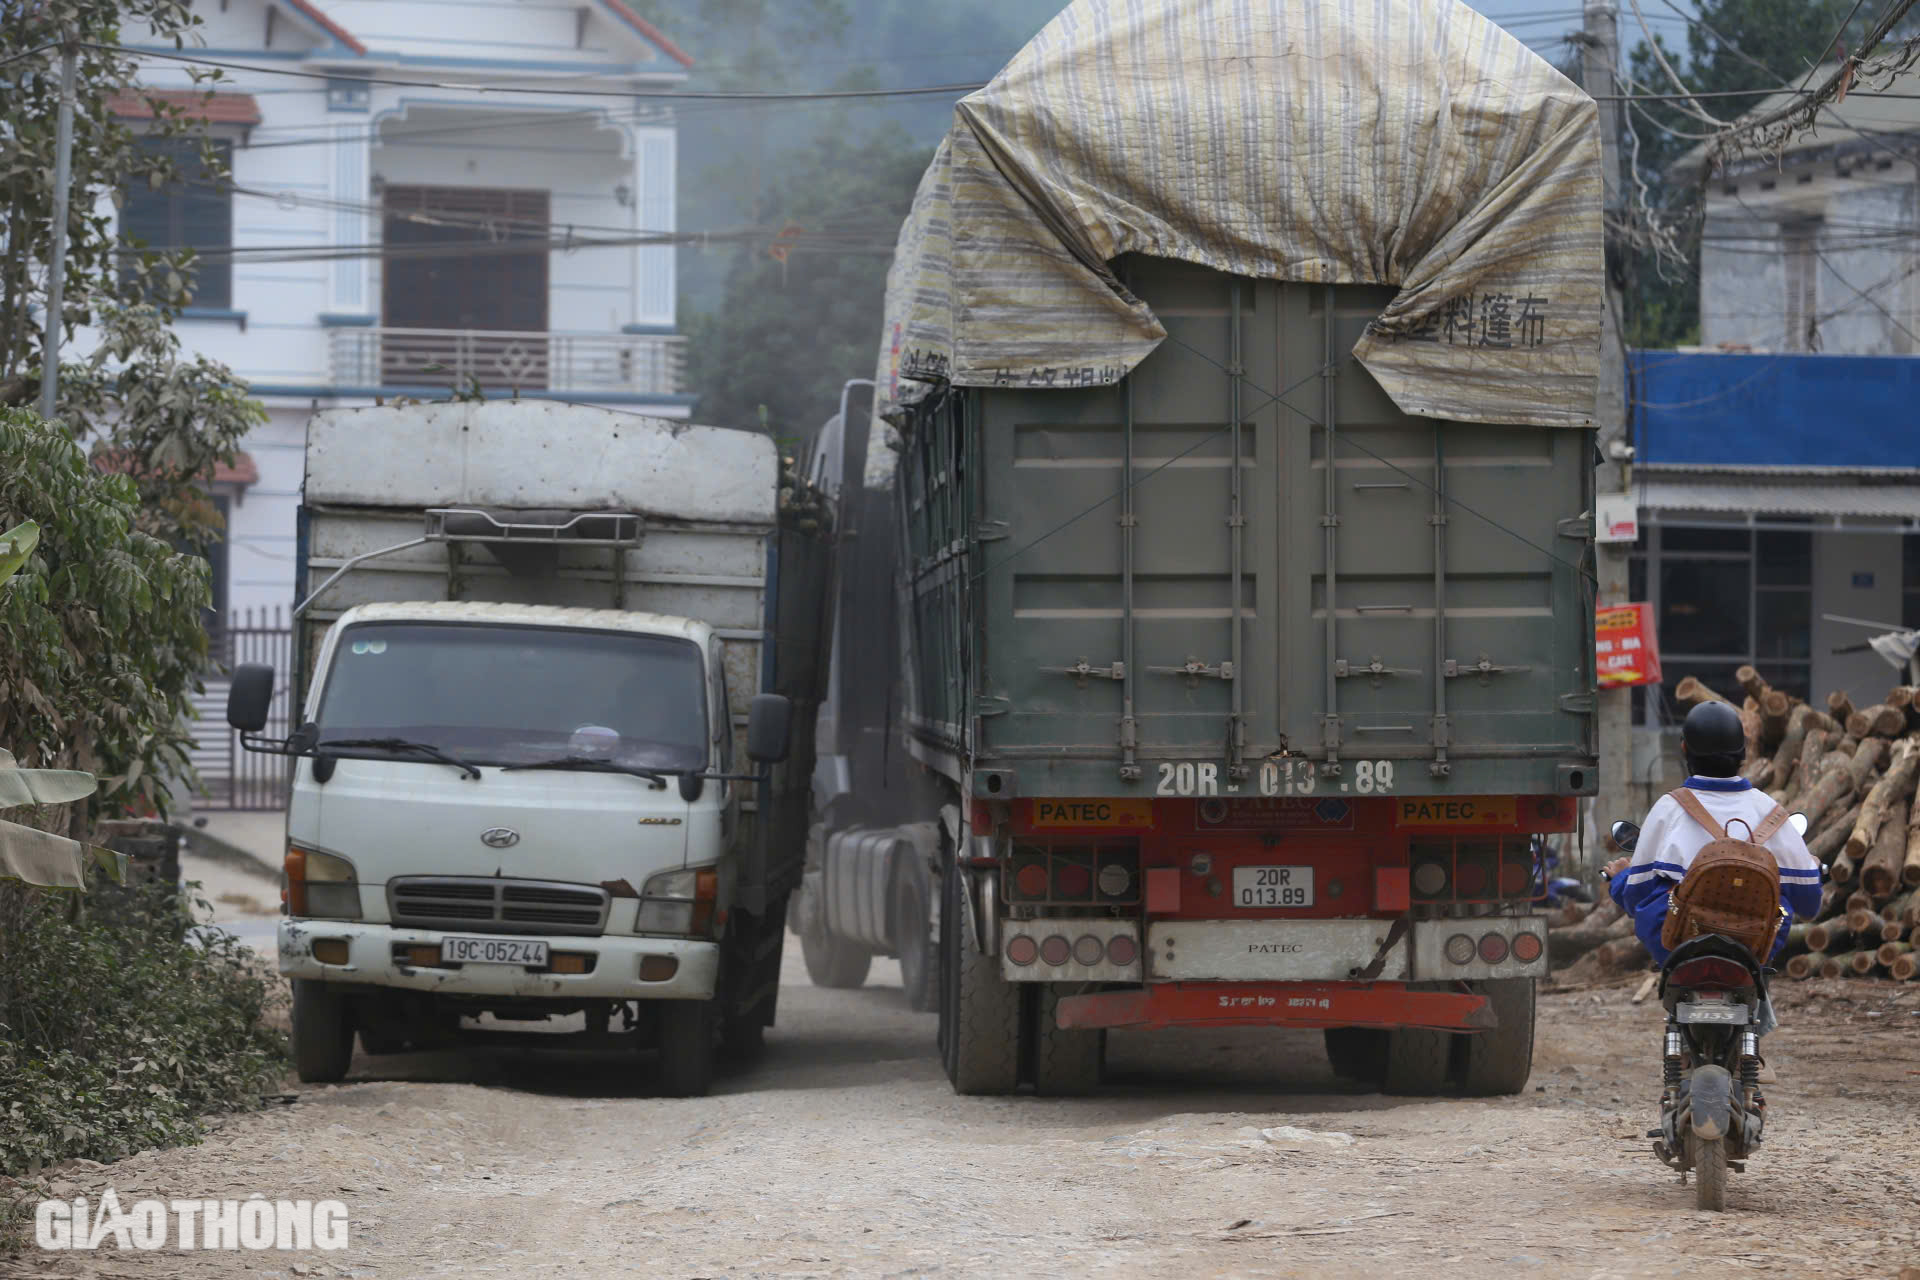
[499, 756, 668, 789]
[318, 737, 482, 780]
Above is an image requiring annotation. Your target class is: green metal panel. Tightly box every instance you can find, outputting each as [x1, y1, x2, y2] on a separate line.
[900, 259, 1596, 800]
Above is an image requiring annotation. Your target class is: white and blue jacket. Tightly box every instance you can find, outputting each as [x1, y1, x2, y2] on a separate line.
[1607, 776, 1824, 966]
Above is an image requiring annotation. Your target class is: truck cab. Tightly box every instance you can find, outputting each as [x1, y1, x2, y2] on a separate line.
[230, 404, 828, 1095]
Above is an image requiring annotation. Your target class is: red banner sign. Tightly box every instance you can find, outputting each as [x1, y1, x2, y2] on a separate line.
[1596, 603, 1662, 688]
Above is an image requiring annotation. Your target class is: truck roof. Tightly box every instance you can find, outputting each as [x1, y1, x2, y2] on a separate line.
[336, 601, 714, 644]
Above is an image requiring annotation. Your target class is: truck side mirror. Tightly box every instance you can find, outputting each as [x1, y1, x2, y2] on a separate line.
[746, 694, 792, 764]
[227, 664, 276, 733]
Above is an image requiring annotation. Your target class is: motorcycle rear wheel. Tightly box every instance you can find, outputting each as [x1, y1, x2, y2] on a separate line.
[1690, 1132, 1729, 1211]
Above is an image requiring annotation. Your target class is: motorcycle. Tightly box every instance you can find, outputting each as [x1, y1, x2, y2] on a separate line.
[1608, 813, 1809, 1212]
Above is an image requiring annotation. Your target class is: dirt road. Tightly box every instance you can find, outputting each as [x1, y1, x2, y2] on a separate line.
[15, 950, 1920, 1280]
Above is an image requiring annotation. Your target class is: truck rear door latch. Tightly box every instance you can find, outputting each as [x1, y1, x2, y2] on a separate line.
[1148, 657, 1234, 685]
[1041, 658, 1125, 686]
[1334, 657, 1419, 685]
[1443, 655, 1531, 681]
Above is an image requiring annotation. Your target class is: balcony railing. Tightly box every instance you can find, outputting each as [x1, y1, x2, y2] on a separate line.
[328, 327, 685, 397]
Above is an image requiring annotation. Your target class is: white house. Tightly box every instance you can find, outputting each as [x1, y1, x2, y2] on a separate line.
[116, 0, 695, 627]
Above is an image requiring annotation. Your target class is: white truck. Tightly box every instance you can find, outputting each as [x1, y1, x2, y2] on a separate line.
[226, 402, 833, 1095]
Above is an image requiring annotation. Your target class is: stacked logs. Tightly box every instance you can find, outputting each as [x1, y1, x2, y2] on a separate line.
[1550, 665, 1920, 982]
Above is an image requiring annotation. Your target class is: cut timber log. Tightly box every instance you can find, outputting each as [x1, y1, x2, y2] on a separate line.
[1547, 901, 1628, 966]
[1769, 706, 1836, 792]
[1808, 801, 1861, 864]
[1905, 801, 1920, 888]
[1862, 792, 1914, 898]
[1597, 935, 1652, 972]
[1800, 738, 1888, 829]
[1786, 953, 1818, 980]
[1888, 686, 1917, 711]
[1806, 921, 1853, 953]
[1737, 666, 1770, 702]
[1847, 889, 1877, 914]
[1784, 922, 1812, 956]
[1760, 690, 1792, 747]
[1847, 907, 1881, 934]
[1831, 853, 1859, 885]
[1829, 691, 1856, 725]
[1879, 918, 1908, 945]
[1782, 729, 1835, 809]
[1847, 704, 1906, 738]
[1893, 953, 1919, 981]
[1819, 952, 1854, 979]
[1845, 738, 1920, 864]
[1885, 891, 1917, 922]
[1836, 735, 1861, 756]
[1675, 677, 1732, 708]
[1878, 941, 1913, 966]
[1849, 950, 1879, 976]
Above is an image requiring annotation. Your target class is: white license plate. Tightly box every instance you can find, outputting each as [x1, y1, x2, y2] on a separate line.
[441, 936, 550, 967]
[1678, 1001, 1748, 1025]
[1232, 866, 1314, 908]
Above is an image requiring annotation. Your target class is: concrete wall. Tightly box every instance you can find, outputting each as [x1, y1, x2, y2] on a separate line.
[1812, 528, 1908, 707]
[1702, 162, 1920, 355]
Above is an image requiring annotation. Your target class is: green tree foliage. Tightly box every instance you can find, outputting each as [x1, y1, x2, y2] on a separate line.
[0, 409, 212, 813]
[1, 1, 235, 402]
[684, 130, 931, 437]
[1622, 0, 1857, 348]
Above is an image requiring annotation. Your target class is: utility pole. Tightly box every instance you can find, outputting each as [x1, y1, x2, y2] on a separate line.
[39, 36, 80, 422]
[1582, 0, 1633, 863]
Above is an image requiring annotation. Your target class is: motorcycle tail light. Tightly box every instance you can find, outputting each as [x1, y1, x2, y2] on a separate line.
[1106, 934, 1138, 966]
[1053, 860, 1093, 900]
[1478, 932, 1509, 964]
[1444, 933, 1476, 965]
[1073, 934, 1104, 966]
[1006, 935, 1039, 967]
[1411, 860, 1449, 899]
[1510, 931, 1543, 963]
[1014, 863, 1049, 898]
[1039, 935, 1071, 966]
[1669, 956, 1755, 991]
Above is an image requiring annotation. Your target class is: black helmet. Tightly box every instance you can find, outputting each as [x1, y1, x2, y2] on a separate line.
[1681, 701, 1746, 770]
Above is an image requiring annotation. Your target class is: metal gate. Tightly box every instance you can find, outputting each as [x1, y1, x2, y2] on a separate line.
[193, 608, 294, 811]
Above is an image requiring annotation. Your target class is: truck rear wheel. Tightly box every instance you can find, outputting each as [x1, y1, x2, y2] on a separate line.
[939, 862, 1020, 1095]
[1457, 978, 1537, 1096]
[1323, 1028, 1389, 1085]
[1031, 985, 1103, 1096]
[798, 894, 873, 990]
[892, 854, 936, 1012]
[657, 998, 718, 1097]
[291, 980, 354, 1084]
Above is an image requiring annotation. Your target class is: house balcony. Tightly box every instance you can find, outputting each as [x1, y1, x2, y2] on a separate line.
[327, 327, 686, 399]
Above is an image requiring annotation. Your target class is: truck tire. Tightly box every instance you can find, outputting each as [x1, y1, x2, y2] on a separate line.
[891, 853, 936, 1012]
[940, 861, 1020, 1095]
[1457, 978, 1537, 1097]
[1323, 1028, 1389, 1085]
[657, 997, 718, 1097]
[1032, 985, 1103, 1096]
[798, 891, 873, 990]
[291, 980, 354, 1084]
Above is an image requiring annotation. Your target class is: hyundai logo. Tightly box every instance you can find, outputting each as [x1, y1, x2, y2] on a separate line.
[480, 827, 521, 849]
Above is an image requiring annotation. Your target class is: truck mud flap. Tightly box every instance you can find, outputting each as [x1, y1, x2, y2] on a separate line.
[1054, 981, 1494, 1032]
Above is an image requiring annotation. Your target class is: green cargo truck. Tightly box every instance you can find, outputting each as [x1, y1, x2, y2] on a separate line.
[794, 0, 1607, 1095]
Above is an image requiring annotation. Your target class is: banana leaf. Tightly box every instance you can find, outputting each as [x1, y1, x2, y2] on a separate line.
[0, 520, 38, 585]
[0, 747, 126, 888]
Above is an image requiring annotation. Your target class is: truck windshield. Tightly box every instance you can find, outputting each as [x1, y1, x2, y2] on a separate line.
[314, 623, 709, 772]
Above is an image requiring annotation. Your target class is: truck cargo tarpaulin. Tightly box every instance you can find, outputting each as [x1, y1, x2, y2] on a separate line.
[873, 0, 1603, 453]
[1596, 603, 1662, 689]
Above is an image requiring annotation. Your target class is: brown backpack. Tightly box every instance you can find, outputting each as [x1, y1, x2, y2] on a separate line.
[1660, 789, 1787, 959]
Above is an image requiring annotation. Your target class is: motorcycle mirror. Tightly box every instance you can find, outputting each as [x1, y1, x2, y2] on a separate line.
[1610, 820, 1640, 852]
[1788, 811, 1809, 836]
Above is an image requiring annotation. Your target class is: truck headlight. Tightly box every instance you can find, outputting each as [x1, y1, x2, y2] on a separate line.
[285, 847, 361, 920]
[637, 866, 718, 937]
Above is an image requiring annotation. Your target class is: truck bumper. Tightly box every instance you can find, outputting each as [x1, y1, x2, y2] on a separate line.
[277, 919, 719, 1001]
[1053, 981, 1498, 1033]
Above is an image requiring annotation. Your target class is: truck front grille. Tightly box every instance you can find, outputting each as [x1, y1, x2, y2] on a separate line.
[388, 877, 610, 936]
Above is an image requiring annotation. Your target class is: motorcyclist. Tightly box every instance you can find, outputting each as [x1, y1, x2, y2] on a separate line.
[1600, 700, 1823, 1043]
